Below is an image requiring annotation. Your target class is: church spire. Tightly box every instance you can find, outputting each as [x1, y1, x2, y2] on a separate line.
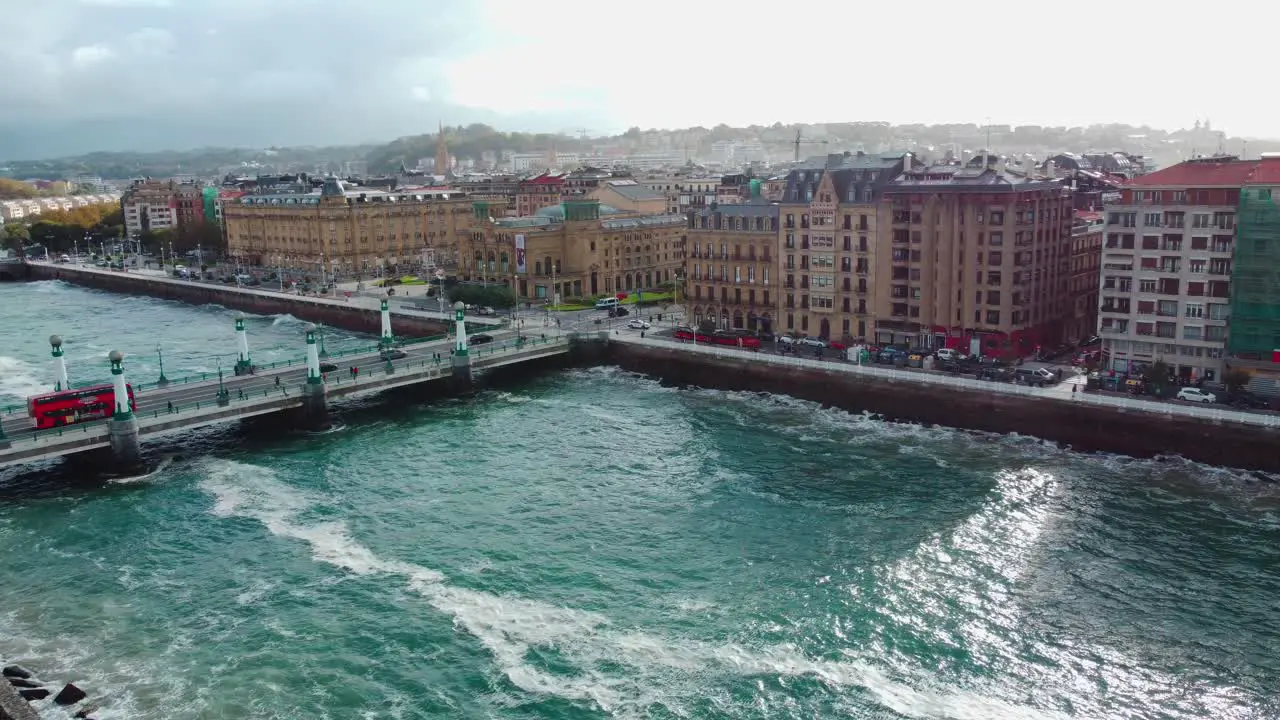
[434, 121, 449, 176]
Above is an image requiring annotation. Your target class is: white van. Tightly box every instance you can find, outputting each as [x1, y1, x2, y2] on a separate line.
[595, 297, 620, 310]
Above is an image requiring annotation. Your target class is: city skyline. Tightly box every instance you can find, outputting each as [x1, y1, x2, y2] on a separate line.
[1, 0, 1275, 159]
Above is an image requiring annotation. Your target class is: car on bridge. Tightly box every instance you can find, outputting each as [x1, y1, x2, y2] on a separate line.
[379, 349, 408, 360]
[471, 334, 494, 345]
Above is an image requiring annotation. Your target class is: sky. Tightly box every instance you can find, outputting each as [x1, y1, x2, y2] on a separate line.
[1, 0, 1275, 159]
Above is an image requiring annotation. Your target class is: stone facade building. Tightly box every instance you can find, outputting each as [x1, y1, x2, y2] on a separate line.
[686, 199, 779, 332]
[461, 199, 685, 302]
[879, 165, 1073, 355]
[223, 178, 472, 278]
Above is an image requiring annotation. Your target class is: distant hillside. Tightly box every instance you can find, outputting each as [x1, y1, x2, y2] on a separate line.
[1, 145, 376, 181]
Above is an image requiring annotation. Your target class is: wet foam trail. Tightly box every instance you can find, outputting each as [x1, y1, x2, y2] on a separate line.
[0, 355, 49, 404]
[198, 458, 1063, 719]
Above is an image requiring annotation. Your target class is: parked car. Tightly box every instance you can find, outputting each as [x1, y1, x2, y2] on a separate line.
[1014, 367, 1057, 387]
[1176, 387, 1217, 403]
[778, 335, 796, 345]
[627, 319, 651, 330]
[935, 347, 965, 362]
[1227, 390, 1268, 409]
[608, 307, 630, 318]
[471, 334, 494, 345]
[796, 336, 826, 348]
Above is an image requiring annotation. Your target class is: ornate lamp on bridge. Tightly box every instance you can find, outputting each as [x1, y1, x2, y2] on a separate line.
[216, 358, 230, 407]
[233, 313, 253, 376]
[50, 335, 70, 392]
[155, 342, 169, 387]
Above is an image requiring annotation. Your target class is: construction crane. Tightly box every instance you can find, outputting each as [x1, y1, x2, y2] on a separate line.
[794, 128, 829, 162]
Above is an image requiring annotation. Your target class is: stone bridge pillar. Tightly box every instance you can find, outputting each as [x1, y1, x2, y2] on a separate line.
[301, 324, 329, 428]
[234, 313, 253, 376]
[451, 301, 472, 386]
[106, 350, 141, 469]
[50, 335, 69, 391]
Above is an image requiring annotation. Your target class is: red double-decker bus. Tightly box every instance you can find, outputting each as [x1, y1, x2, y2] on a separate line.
[27, 384, 136, 429]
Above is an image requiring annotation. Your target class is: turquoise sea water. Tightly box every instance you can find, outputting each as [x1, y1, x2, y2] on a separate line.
[1, 281, 1278, 719]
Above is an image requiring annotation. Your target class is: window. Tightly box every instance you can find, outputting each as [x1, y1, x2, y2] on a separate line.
[985, 310, 1001, 325]
[1185, 303, 1204, 318]
[988, 251, 1003, 266]
[1183, 325, 1203, 340]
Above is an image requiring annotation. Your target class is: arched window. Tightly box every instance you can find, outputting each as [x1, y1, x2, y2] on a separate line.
[544, 256, 552, 275]
[535, 260, 543, 275]
[500, 253, 509, 273]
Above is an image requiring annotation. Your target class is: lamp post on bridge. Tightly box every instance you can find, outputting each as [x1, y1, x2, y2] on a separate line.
[155, 342, 168, 387]
[216, 357, 229, 407]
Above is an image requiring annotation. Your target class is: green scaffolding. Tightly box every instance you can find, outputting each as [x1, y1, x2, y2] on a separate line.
[1229, 187, 1280, 359]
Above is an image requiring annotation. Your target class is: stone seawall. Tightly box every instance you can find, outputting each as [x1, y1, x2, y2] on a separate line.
[606, 341, 1280, 473]
[27, 265, 448, 338]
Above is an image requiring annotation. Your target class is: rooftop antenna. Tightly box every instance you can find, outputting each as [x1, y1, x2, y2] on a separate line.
[985, 117, 992, 169]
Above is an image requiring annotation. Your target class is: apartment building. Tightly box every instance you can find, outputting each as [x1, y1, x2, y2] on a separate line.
[121, 179, 191, 236]
[514, 173, 563, 217]
[1098, 157, 1249, 382]
[1068, 210, 1104, 342]
[881, 164, 1073, 354]
[590, 180, 667, 215]
[223, 178, 472, 276]
[1226, 158, 1280, 388]
[462, 198, 684, 301]
[686, 198, 778, 332]
[773, 152, 916, 343]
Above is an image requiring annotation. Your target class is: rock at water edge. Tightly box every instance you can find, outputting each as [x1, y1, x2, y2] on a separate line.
[18, 687, 50, 701]
[54, 683, 87, 705]
[6, 677, 40, 689]
[1, 665, 33, 679]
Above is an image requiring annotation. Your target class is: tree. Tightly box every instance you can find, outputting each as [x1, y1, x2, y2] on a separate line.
[447, 283, 516, 309]
[1142, 360, 1172, 396]
[0, 178, 38, 200]
[2, 223, 30, 251]
[698, 318, 717, 334]
[1224, 367, 1252, 393]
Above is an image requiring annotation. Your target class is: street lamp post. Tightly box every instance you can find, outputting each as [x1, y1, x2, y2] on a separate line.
[156, 343, 169, 387]
[277, 255, 283, 292]
[318, 326, 329, 359]
[216, 358, 229, 406]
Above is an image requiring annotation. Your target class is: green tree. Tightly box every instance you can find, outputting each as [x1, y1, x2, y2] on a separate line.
[1142, 360, 1172, 396]
[1223, 367, 1252, 393]
[447, 283, 516, 309]
[2, 223, 30, 251]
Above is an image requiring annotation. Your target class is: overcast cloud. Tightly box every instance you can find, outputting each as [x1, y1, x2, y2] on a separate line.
[0, 0, 1274, 159]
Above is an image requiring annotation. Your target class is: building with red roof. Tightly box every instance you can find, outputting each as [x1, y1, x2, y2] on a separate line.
[1100, 156, 1253, 383]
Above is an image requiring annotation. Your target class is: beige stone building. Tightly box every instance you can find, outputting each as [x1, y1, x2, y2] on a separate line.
[590, 180, 667, 215]
[686, 199, 779, 331]
[223, 178, 472, 278]
[773, 153, 914, 343]
[461, 198, 685, 301]
[879, 163, 1073, 354]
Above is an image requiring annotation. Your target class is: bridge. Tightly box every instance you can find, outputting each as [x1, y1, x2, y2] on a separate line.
[0, 301, 570, 470]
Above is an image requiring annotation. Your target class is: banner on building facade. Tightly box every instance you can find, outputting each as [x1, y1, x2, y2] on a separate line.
[515, 234, 527, 273]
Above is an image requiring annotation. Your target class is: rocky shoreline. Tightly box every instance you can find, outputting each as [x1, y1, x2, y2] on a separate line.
[1, 664, 97, 720]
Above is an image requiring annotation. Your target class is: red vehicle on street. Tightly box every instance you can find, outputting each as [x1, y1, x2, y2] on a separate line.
[27, 384, 136, 429]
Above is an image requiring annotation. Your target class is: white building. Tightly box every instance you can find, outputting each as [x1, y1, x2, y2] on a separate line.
[123, 201, 179, 236]
[1098, 157, 1246, 383]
